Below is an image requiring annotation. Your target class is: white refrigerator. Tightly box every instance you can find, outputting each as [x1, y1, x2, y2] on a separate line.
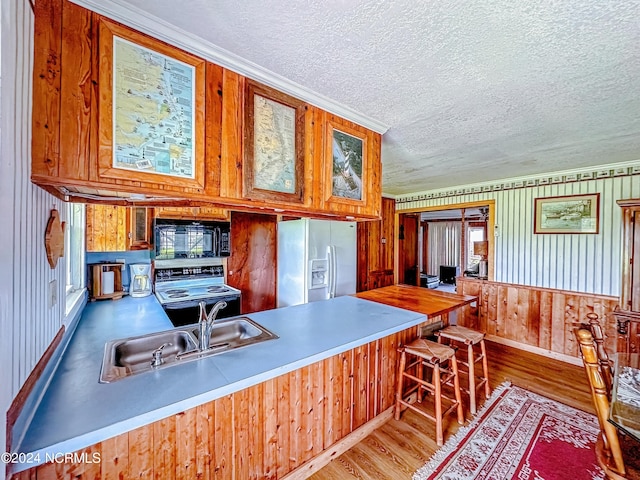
[277, 218, 357, 307]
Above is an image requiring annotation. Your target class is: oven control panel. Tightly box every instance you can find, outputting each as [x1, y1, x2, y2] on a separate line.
[155, 265, 224, 281]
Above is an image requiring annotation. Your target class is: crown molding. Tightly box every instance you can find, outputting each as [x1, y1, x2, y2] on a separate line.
[69, 0, 389, 134]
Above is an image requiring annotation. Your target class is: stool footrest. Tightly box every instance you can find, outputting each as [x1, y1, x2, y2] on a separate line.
[397, 397, 461, 424]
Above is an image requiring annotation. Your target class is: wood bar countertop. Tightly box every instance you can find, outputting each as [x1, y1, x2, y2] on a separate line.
[355, 284, 478, 323]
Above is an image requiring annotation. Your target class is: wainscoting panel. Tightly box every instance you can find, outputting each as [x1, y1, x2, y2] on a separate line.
[457, 278, 620, 360]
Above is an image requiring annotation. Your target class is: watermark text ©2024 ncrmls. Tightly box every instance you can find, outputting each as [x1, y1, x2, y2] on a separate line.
[1, 451, 101, 465]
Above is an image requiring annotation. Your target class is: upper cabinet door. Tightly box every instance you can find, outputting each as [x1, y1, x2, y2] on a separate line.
[97, 18, 207, 192]
[127, 207, 154, 250]
[242, 80, 307, 204]
[619, 200, 640, 311]
[320, 113, 382, 218]
[87, 205, 153, 252]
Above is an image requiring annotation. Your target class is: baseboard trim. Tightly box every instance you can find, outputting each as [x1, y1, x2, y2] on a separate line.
[281, 406, 395, 480]
[486, 335, 582, 367]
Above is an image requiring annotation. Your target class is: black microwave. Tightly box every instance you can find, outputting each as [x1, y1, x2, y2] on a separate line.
[154, 219, 231, 259]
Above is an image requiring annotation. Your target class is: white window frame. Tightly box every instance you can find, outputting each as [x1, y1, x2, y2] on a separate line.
[65, 202, 86, 319]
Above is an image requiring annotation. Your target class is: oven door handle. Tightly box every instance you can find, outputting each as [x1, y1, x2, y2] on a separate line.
[161, 295, 240, 310]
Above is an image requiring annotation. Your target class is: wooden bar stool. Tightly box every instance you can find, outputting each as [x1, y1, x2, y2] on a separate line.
[435, 325, 490, 414]
[394, 338, 464, 446]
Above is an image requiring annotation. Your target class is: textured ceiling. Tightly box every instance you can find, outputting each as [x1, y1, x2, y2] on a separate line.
[114, 0, 640, 195]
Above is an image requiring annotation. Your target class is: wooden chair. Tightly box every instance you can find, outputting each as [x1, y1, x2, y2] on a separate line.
[574, 328, 640, 480]
[585, 312, 614, 395]
[395, 338, 464, 446]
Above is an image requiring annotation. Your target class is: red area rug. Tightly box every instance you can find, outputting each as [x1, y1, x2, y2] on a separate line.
[413, 382, 605, 480]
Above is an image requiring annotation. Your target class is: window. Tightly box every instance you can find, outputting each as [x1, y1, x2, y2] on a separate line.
[65, 202, 86, 317]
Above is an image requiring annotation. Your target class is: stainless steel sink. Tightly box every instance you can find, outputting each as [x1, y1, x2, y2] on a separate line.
[178, 316, 278, 361]
[99, 317, 278, 383]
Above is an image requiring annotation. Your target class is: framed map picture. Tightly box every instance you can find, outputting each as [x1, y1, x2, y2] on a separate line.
[112, 37, 196, 179]
[244, 80, 306, 202]
[97, 19, 206, 190]
[534, 193, 600, 234]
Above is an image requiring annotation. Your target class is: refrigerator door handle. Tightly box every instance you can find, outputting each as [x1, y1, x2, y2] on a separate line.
[327, 245, 337, 298]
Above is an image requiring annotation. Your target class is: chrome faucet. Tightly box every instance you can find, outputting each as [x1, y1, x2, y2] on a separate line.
[198, 300, 227, 351]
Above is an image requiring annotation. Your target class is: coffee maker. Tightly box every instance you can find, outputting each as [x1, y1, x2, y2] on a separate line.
[129, 264, 152, 298]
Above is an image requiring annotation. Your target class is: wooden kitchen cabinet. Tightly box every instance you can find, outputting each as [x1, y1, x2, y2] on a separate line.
[31, 0, 382, 220]
[318, 112, 382, 219]
[618, 199, 640, 312]
[357, 197, 395, 291]
[614, 199, 640, 353]
[86, 205, 153, 252]
[226, 212, 277, 314]
[32, 3, 217, 201]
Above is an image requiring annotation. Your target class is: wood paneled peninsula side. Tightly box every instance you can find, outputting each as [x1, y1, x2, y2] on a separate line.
[9, 296, 427, 479]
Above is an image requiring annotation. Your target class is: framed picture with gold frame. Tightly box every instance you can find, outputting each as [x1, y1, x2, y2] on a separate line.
[534, 193, 600, 234]
[97, 18, 206, 189]
[325, 119, 367, 204]
[243, 80, 306, 203]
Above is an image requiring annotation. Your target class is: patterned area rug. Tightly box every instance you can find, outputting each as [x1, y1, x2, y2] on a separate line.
[413, 382, 605, 480]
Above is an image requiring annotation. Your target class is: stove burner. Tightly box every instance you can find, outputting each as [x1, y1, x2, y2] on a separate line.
[207, 286, 228, 293]
[167, 292, 189, 298]
[164, 289, 189, 295]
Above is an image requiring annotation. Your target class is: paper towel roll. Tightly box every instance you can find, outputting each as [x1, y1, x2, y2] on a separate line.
[102, 270, 115, 295]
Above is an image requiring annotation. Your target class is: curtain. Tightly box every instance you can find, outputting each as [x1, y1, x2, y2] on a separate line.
[426, 222, 461, 276]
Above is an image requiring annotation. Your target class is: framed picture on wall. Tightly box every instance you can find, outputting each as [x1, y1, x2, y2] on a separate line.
[243, 80, 306, 203]
[325, 122, 366, 203]
[97, 17, 207, 190]
[534, 193, 600, 234]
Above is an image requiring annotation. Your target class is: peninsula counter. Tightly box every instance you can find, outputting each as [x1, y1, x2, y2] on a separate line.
[11, 294, 427, 478]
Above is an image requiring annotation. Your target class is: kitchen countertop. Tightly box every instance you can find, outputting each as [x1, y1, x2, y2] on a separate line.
[355, 284, 477, 321]
[12, 294, 426, 471]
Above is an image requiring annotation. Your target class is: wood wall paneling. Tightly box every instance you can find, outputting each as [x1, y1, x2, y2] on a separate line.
[399, 214, 418, 286]
[457, 277, 619, 359]
[356, 197, 395, 292]
[307, 106, 325, 211]
[227, 212, 277, 314]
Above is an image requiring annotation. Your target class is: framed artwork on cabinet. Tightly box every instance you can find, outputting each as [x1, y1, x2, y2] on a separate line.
[325, 119, 367, 204]
[98, 18, 206, 189]
[534, 193, 600, 234]
[244, 80, 306, 203]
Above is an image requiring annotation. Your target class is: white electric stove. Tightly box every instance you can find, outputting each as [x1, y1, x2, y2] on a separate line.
[154, 259, 241, 327]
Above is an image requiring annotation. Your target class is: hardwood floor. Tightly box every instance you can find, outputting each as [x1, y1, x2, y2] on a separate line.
[308, 340, 594, 480]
